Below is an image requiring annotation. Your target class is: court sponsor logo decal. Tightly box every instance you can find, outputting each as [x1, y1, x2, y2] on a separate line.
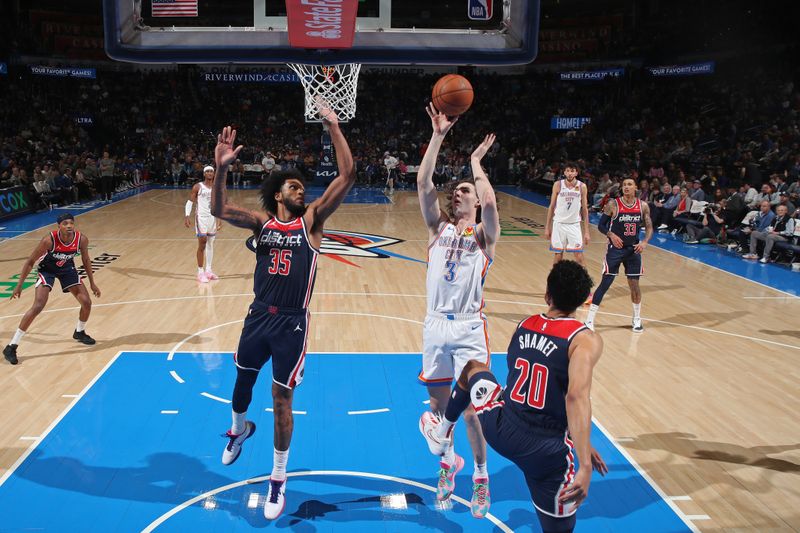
[500, 217, 541, 237]
[247, 230, 423, 267]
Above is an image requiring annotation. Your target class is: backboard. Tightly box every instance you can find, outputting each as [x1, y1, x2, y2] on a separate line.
[103, 0, 539, 65]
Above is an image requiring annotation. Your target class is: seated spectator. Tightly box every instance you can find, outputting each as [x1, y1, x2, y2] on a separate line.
[669, 187, 693, 232]
[684, 202, 725, 244]
[777, 191, 796, 218]
[592, 172, 612, 206]
[743, 205, 796, 262]
[753, 183, 779, 208]
[649, 183, 671, 228]
[742, 183, 759, 210]
[690, 179, 706, 201]
[656, 185, 681, 231]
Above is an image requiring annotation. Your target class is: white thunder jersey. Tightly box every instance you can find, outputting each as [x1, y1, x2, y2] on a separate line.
[426, 222, 491, 315]
[553, 179, 583, 223]
[197, 182, 213, 217]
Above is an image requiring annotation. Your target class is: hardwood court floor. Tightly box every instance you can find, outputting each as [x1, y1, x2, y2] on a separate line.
[0, 187, 798, 532]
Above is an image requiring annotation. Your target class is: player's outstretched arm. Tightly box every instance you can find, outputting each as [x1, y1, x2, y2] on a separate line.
[561, 330, 603, 508]
[544, 180, 560, 240]
[78, 235, 101, 297]
[471, 134, 499, 253]
[308, 102, 356, 228]
[418, 104, 457, 234]
[211, 126, 266, 232]
[11, 236, 51, 299]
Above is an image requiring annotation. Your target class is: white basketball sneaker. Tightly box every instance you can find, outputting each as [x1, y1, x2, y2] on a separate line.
[221, 421, 256, 465]
[264, 478, 286, 520]
[632, 318, 644, 333]
[419, 411, 451, 456]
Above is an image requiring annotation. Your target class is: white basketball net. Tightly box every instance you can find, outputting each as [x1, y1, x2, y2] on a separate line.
[287, 63, 361, 122]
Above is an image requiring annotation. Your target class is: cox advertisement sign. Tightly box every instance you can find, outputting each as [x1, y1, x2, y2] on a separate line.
[0, 187, 33, 220]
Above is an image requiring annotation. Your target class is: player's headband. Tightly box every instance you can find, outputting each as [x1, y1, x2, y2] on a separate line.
[203, 165, 214, 172]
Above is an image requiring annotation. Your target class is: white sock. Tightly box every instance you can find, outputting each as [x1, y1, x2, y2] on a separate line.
[474, 461, 488, 480]
[272, 448, 289, 481]
[231, 411, 246, 435]
[442, 445, 455, 466]
[633, 303, 641, 320]
[76, 320, 87, 333]
[586, 304, 599, 323]
[205, 236, 214, 272]
[197, 267, 204, 275]
[11, 328, 25, 345]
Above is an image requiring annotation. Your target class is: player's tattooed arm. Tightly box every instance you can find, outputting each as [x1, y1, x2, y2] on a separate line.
[212, 126, 266, 232]
[636, 202, 652, 253]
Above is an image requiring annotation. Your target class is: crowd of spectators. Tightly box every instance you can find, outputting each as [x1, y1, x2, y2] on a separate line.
[1, 55, 798, 265]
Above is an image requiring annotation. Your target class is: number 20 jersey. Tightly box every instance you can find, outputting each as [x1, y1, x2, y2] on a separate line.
[254, 216, 319, 310]
[426, 222, 492, 315]
[504, 314, 587, 432]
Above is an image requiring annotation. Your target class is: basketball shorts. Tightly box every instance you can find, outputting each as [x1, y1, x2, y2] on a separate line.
[469, 372, 579, 518]
[602, 244, 643, 277]
[419, 312, 490, 386]
[550, 221, 583, 253]
[36, 268, 81, 292]
[234, 301, 309, 389]
[196, 214, 217, 237]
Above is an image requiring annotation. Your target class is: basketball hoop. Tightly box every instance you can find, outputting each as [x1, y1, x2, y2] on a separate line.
[287, 63, 361, 123]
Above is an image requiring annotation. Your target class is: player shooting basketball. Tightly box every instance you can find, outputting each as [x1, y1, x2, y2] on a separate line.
[416, 102, 500, 518]
[209, 100, 355, 521]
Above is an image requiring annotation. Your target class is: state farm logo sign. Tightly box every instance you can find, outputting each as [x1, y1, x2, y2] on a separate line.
[286, 0, 358, 48]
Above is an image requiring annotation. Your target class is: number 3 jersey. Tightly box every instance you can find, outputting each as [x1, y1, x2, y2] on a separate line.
[505, 314, 588, 432]
[426, 222, 492, 315]
[254, 217, 319, 310]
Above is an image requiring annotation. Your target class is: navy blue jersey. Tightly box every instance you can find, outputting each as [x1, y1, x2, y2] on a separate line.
[253, 217, 319, 310]
[609, 197, 643, 246]
[504, 314, 587, 432]
[38, 231, 81, 273]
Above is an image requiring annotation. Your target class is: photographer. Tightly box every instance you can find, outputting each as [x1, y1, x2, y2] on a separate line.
[685, 202, 725, 244]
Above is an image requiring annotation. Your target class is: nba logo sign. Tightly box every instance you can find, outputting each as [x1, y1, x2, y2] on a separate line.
[468, 0, 492, 21]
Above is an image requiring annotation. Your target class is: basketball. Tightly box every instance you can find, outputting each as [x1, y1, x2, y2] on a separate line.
[431, 74, 474, 117]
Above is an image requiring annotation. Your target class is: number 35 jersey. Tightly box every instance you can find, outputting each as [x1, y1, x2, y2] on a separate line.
[426, 222, 492, 316]
[504, 314, 587, 432]
[254, 216, 319, 310]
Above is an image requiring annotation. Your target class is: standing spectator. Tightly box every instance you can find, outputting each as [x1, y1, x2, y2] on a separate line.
[99, 151, 115, 202]
[384, 151, 398, 192]
[261, 151, 276, 175]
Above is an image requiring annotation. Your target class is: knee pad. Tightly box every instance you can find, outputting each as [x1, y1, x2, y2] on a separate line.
[467, 371, 500, 409]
